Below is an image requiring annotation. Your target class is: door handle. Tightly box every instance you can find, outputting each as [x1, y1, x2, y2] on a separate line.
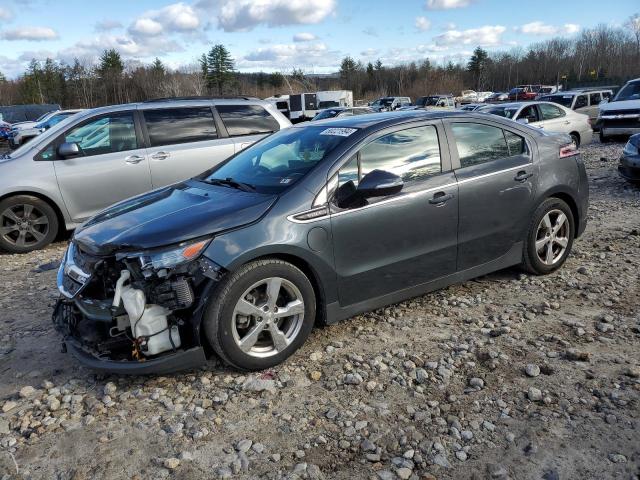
[151, 151, 170, 160]
[429, 191, 454, 205]
[125, 155, 144, 165]
[514, 171, 533, 182]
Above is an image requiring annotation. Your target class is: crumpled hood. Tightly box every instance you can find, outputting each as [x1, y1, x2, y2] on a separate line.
[600, 99, 640, 112]
[74, 180, 278, 255]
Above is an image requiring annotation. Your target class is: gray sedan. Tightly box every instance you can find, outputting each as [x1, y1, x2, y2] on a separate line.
[54, 110, 589, 372]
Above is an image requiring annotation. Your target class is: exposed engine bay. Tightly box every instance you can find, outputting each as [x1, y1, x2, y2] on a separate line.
[53, 240, 223, 368]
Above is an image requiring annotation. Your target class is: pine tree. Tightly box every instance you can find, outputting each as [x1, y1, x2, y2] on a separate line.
[205, 44, 235, 95]
[467, 46, 490, 91]
[0, 70, 6, 83]
[151, 58, 166, 76]
[97, 49, 124, 104]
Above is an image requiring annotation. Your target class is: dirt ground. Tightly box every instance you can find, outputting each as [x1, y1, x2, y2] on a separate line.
[0, 140, 638, 480]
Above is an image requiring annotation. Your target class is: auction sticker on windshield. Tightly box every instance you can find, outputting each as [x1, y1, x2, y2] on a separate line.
[320, 127, 358, 137]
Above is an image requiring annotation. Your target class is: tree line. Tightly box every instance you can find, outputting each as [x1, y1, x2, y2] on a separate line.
[0, 16, 638, 109]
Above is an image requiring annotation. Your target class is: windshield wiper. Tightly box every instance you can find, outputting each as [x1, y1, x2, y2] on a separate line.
[205, 177, 256, 192]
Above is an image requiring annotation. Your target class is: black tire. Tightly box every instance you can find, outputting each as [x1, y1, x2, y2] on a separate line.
[599, 130, 609, 143]
[569, 132, 580, 148]
[522, 198, 575, 275]
[203, 259, 316, 371]
[0, 195, 59, 253]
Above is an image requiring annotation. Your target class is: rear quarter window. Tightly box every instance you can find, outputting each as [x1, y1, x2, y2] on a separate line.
[217, 104, 280, 137]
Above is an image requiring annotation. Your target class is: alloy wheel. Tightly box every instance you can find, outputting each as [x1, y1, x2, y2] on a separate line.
[0, 204, 50, 248]
[535, 209, 569, 266]
[231, 277, 305, 358]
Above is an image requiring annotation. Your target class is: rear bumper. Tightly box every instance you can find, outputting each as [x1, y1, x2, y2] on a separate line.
[63, 338, 206, 375]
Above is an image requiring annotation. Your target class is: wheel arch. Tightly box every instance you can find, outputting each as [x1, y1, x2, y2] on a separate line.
[0, 190, 68, 238]
[245, 253, 328, 326]
[546, 190, 580, 236]
[569, 131, 580, 145]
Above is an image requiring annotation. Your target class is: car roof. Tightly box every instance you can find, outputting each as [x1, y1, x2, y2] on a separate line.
[295, 109, 531, 132]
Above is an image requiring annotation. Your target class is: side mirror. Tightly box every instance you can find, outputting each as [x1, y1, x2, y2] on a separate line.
[357, 169, 403, 198]
[516, 118, 529, 125]
[58, 142, 80, 158]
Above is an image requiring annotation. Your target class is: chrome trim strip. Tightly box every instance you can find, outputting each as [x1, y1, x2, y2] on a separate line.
[287, 164, 531, 224]
[456, 164, 529, 185]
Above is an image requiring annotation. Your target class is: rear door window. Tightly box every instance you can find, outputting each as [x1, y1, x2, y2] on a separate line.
[217, 104, 280, 137]
[143, 107, 217, 147]
[451, 123, 510, 168]
[574, 95, 587, 109]
[539, 103, 565, 120]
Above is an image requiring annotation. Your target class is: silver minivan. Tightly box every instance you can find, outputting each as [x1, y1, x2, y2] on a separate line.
[0, 98, 291, 253]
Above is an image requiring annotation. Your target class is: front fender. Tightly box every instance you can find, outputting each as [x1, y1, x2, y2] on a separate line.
[203, 215, 338, 306]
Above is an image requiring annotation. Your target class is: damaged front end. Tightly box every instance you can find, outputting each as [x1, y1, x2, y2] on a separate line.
[53, 239, 224, 374]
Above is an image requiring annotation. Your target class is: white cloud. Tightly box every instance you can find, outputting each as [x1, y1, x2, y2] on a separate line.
[293, 32, 317, 42]
[2, 27, 59, 41]
[58, 34, 183, 64]
[415, 16, 431, 32]
[241, 41, 338, 70]
[435, 25, 506, 46]
[95, 19, 123, 32]
[425, 0, 473, 10]
[129, 2, 200, 38]
[130, 18, 164, 36]
[0, 7, 12, 21]
[18, 50, 56, 61]
[218, 0, 336, 32]
[564, 23, 580, 34]
[515, 21, 581, 36]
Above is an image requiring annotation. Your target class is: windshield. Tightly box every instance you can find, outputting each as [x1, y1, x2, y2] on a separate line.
[614, 81, 640, 102]
[481, 106, 519, 119]
[540, 95, 573, 107]
[200, 126, 353, 194]
[313, 109, 340, 120]
[35, 111, 54, 122]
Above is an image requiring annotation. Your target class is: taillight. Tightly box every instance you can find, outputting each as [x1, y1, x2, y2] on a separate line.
[559, 143, 579, 158]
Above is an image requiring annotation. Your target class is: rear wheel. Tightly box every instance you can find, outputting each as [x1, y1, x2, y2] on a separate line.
[569, 132, 580, 148]
[522, 198, 575, 275]
[599, 130, 609, 143]
[203, 259, 316, 371]
[0, 195, 59, 253]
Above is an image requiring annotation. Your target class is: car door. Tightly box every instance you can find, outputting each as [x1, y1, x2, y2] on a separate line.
[573, 94, 588, 117]
[446, 120, 537, 271]
[538, 103, 571, 134]
[587, 92, 602, 122]
[329, 122, 458, 306]
[515, 104, 541, 127]
[215, 104, 283, 153]
[45, 111, 152, 222]
[141, 106, 235, 187]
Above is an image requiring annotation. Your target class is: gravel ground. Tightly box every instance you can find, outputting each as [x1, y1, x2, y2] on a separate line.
[0, 140, 639, 480]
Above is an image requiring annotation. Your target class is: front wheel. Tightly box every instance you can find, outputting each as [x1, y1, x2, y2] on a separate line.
[522, 198, 575, 275]
[0, 195, 59, 253]
[203, 259, 316, 371]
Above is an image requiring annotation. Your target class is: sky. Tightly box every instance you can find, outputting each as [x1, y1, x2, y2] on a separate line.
[0, 0, 638, 78]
